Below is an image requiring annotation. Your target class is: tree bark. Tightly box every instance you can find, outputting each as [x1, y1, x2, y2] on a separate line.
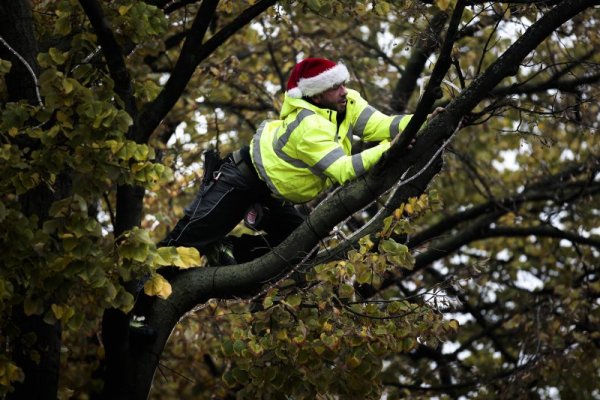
[1, 1, 63, 398]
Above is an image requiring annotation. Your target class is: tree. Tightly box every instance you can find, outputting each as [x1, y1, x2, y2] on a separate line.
[0, 0, 598, 399]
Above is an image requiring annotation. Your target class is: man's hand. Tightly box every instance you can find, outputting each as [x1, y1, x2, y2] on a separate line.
[429, 106, 445, 120]
[390, 107, 446, 148]
[390, 134, 416, 148]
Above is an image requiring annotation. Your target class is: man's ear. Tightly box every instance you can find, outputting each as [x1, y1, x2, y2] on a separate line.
[311, 94, 322, 105]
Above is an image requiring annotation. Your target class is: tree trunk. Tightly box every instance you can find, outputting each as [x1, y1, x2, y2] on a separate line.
[1, 1, 63, 398]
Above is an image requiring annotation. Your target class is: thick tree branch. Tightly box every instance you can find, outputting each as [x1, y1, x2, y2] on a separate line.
[493, 71, 600, 96]
[411, 179, 600, 270]
[409, 161, 598, 247]
[483, 225, 600, 249]
[413, 211, 506, 270]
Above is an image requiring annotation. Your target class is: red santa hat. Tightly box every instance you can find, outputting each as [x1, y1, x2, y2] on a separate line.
[286, 58, 350, 99]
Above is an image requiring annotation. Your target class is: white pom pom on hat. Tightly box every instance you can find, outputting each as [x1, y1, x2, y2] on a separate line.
[286, 58, 350, 99]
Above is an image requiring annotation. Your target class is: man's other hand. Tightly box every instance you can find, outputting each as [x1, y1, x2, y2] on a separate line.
[429, 106, 445, 120]
[391, 107, 445, 148]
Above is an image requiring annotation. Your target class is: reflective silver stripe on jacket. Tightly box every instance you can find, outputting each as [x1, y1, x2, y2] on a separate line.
[313, 147, 345, 174]
[356, 105, 406, 139]
[354, 105, 376, 138]
[351, 153, 365, 176]
[346, 124, 354, 144]
[252, 121, 284, 198]
[390, 114, 405, 138]
[272, 109, 327, 178]
[276, 109, 314, 150]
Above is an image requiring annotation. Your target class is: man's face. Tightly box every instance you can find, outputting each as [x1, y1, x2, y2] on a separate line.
[312, 83, 348, 113]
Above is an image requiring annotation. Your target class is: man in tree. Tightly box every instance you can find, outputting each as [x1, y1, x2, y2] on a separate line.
[160, 57, 416, 263]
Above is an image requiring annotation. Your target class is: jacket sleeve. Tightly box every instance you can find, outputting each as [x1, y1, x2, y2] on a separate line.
[295, 115, 390, 185]
[349, 90, 412, 142]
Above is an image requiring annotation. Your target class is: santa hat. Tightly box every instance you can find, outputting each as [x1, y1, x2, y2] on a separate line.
[286, 58, 350, 99]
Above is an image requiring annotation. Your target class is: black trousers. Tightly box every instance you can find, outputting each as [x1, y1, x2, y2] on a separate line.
[131, 157, 305, 326]
[159, 157, 304, 263]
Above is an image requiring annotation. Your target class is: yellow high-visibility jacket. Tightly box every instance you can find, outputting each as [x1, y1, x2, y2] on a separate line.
[250, 89, 412, 203]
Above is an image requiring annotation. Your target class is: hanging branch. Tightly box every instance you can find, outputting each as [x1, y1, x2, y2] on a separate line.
[0, 34, 43, 107]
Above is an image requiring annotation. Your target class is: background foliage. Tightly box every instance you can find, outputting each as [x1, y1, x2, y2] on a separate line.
[0, 0, 598, 399]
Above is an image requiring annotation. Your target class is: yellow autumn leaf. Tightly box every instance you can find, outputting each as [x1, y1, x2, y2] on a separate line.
[417, 194, 429, 209]
[393, 203, 405, 219]
[51, 304, 64, 319]
[448, 319, 460, 331]
[118, 5, 132, 15]
[144, 274, 172, 299]
[173, 246, 201, 269]
[500, 212, 516, 225]
[436, 0, 450, 11]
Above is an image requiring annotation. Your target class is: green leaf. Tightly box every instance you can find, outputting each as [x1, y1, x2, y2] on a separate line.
[307, 0, 322, 12]
[133, 144, 149, 161]
[119, 243, 149, 262]
[154, 246, 177, 266]
[356, 269, 372, 285]
[114, 290, 134, 313]
[232, 367, 249, 384]
[222, 370, 236, 388]
[49, 197, 72, 218]
[49, 48, 68, 65]
[248, 340, 263, 356]
[285, 294, 302, 308]
[380, 239, 408, 255]
[233, 339, 245, 355]
[436, 0, 451, 11]
[374, 1, 391, 15]
[338, 283, 354, 299]
[346, 354, 361, 369]
[54, 15, 71, 35]
[221, 340, 234, 357]
[0, 59, 11, 75]
[262, 295, 274, 309]
[402, 337, 417, 352]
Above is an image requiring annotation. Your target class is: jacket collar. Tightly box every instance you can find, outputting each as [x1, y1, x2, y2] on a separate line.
[280, 93, 337, 122]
